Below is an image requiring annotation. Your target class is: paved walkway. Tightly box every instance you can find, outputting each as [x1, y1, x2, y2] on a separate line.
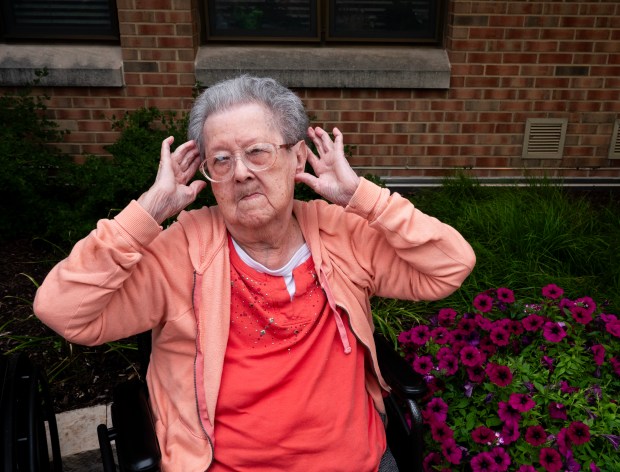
[62, 449, 104, 472]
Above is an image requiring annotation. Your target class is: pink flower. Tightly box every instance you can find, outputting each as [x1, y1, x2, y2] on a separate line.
[410, 325, 431, 345]
[571, 305, 593, 325]
[560, 380, 580, 394]
[498, 401, 521, 423]
[475, 314, 494, 330]
[542, 283, 564, 299]
[423, 397, 448, 423]
[575, 296, 596, 315]
[490, 326, 511, 346]
[556, 427, 571, 457]
[431, 327, 451, 344]
[423, 452, 442, 472]
[509, 393, 536, 412]
[496, 287, 515, 304]
[490, 447, 511, 472]
[460, 345, 484, 367]
[438, 354, 459, 376]
[471, 452, 496, 472]
[548, 402, 568, 420]
[568, 421, 591, 445]
[430, 421, 454, 442]
[413, 355, 434, 375]
[590, 463, 601, 472]
[543, 321, 567, 343]
[471, 425, 496, 445]
[501, 420, 520, 445]
[610, 357, 620, 376]
[522, 314, 545, 331]
[486, 363, 513, 387]
[518, 466, 536, 472]
[441, 438, 462, 465]
[525, 425, 547, 446]
[467, 364, 486, 383]
[438, 308, 457, 327]
[473, 293, 494, 313]
[539, 448, 563, 472]
[591, 344, 605, 365]
[606, 320, 620, 338]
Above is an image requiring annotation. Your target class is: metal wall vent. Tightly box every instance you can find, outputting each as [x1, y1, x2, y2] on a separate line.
[522, 118, 568, 159]
[609, 119, 620, 159]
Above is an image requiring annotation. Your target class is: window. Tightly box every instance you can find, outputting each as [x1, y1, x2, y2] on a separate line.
[1, 0, 119, 42]
[204, 0, 444, 45]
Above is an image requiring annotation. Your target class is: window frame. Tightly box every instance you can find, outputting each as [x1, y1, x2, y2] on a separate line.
[203, 0, 446, 46]
[0, 0, 120, 43]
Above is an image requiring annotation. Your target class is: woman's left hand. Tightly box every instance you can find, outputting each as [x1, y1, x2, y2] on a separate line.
[295, 126, 360, 207]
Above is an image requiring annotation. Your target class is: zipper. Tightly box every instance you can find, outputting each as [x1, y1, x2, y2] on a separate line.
[192, 271, 215, 469]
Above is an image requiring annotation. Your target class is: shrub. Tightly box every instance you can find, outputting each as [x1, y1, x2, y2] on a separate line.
[0, 70, 75, 241]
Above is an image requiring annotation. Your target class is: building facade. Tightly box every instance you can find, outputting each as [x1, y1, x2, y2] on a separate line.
[1, 0, 619, 187]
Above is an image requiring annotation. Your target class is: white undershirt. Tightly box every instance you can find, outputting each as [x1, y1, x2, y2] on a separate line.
[230, 238, 311, 299]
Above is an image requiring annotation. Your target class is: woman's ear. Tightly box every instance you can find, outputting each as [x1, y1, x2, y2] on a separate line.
[294, 140, 308, 174]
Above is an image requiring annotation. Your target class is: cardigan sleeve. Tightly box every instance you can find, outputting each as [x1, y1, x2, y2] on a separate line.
[33, 200, 192, 346]
[341, 178, 476, 301]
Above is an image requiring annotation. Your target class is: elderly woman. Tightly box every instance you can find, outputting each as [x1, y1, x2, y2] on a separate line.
[34, 75, 475, 471]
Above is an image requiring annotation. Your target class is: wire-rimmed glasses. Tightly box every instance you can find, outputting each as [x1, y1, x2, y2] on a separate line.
[199, 142, 296, 183]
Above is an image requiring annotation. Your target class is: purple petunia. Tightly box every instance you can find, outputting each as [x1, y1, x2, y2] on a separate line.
[606, 320, 620, 338]
[543, 321, 567, 343]
[430, 420, 454, 442]
[423, 397, 448, 423]
[473, 293, 494, 313]
[498, 401, 521, 423]
[486, 363, 513, 387]
[490, 326, 511, 346]
[571, 304, 593, 325]
[460, 345, 485, 367]
[413, 355, 434, 375]
[548, 402, 568, 420]
[471, 425, 496, 445]
[500, 420, 520, 445]
[490, 446, 511, 472]
[542, 283, 564, 299]
[591, 344, 606, 366]
[508, 393, 536, 412]
[539, 447, 563, 472]
[409, 325, 431, 345]
[437, 308, 457, 327]
[441, 438, 462, 465]
[438, 354, 459, 376]
[470, 452, 496, 472]
[522, 314, 545, 332]
[567, 421, 591, 445]
[496, 287, 515, 304]
[525, 425, 547, 446]
[430, 327, 451, 344]
[517, 466, 537, 472]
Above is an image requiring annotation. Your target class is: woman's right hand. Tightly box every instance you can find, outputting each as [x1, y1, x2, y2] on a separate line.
[137, 136, 208, 224]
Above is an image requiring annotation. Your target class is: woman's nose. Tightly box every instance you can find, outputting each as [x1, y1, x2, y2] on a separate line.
[232, 155, 253, 181]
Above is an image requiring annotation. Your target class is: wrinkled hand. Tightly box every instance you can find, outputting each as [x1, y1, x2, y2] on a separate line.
[295, 127, 360, 207]
[137, 137, 207, 224]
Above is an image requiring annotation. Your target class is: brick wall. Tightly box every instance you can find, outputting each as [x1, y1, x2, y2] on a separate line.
[26, 0, 620, 179]
[46, 0, 199, 157]
[301, 0, 620, 179]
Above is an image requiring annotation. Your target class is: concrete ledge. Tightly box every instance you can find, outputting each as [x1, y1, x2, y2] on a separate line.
[195, 46, 451, 89]
[0, 45, 124, 87]
[53, 404, 112, 458]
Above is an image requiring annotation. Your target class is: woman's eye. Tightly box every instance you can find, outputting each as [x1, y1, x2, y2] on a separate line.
[213, 154, 231, 164]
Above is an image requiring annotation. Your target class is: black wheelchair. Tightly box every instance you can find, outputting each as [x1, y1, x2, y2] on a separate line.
[96, 332, 427, 472]
[1, 352, 63, 472]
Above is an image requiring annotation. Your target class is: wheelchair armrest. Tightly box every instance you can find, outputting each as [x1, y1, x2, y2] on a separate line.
[111, 379, 161, 472]
[374, 333, 426, 400]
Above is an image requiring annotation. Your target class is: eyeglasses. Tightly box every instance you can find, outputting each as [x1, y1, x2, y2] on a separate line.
[199, 142, 296, 183]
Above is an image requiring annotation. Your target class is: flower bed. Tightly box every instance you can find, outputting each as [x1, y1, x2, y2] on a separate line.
[398, 285, 620, 471]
